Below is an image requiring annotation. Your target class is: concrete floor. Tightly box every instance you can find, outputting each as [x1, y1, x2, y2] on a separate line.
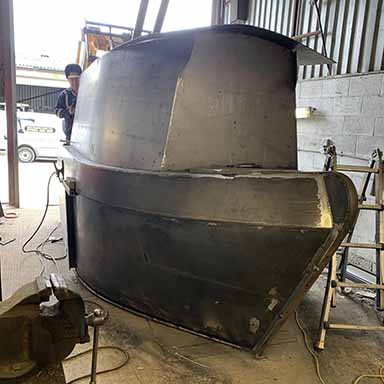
[0, 152, 62, 208]
[1, 208, 384, 384]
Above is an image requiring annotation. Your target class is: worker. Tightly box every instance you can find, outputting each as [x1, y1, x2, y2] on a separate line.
[55, 63, 82, 142]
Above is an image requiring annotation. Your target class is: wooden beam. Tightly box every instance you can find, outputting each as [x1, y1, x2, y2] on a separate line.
[133, 0, 149, 39]
[0, 0, 19, 208]
[292, 30, 321, 40]
[153, 0, 169, 33]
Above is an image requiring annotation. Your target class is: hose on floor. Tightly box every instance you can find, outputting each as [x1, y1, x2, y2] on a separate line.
[21, 172, 55, 255]
[65, 346, 130, 384]
[64, 300, 128, 383]
[353, 366, 384, 384]
[295, 310, 327, 384]
[21, 171, 67, 276]
[296, 309, 384, 384]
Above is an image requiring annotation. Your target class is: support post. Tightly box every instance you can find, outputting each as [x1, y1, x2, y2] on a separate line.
[290, 0, 300, 37]
[316, 254, 337, 350]
[213, 0, 225, 25]
[133, 0, 149, 39]
[211, 0, 221, 25]
[153, 0, 169, 33]
[1, 0, 19, 208]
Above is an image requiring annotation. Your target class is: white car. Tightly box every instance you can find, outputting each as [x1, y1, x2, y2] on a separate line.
[0, 102, 34, 112]
[0, 111, 65, 162]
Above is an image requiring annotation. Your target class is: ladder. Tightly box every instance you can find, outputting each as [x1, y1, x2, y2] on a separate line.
[316, 142, 384, 350]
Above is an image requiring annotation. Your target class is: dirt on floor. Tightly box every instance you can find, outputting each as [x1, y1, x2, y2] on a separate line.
[61, 272, 384, 384]
[1, 209, 384, 384]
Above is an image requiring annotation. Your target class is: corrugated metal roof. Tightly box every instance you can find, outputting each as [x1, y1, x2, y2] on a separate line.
[16, 54, 66, 72]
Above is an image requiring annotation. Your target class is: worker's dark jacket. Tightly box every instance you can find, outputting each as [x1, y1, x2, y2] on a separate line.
[55, 88, 77, 141]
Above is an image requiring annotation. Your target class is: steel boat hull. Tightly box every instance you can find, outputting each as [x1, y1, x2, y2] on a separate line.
[62, 148, 357, 351]
[60, 25, 355, 352]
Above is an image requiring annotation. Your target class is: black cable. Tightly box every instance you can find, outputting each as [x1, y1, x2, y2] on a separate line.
[21, 172, 68, 277]
[16, 89, 63, 104]
[22, 172, 55, 254]
[65, 346, 130, 384]
[35, 225, 59, 247]
[37, 235, 65, 274]
[0, 239, 16, 246]
[311, 0, 332, 75]
[36, 225, 66, 261]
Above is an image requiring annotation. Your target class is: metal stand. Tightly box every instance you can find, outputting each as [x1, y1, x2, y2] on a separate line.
[316, 144, 384, 350]
[87, 308, 107, 384]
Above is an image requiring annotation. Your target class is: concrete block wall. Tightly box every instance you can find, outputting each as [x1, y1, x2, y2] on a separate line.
[297, 72, 384, 157]
[296, 72, 384, 275]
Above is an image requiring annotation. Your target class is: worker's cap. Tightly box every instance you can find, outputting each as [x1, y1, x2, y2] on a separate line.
[65, 64, 82, 79]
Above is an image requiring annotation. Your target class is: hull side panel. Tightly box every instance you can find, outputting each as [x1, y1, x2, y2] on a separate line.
[75, 195, 329, 348]
[61, 153, 358, 351]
